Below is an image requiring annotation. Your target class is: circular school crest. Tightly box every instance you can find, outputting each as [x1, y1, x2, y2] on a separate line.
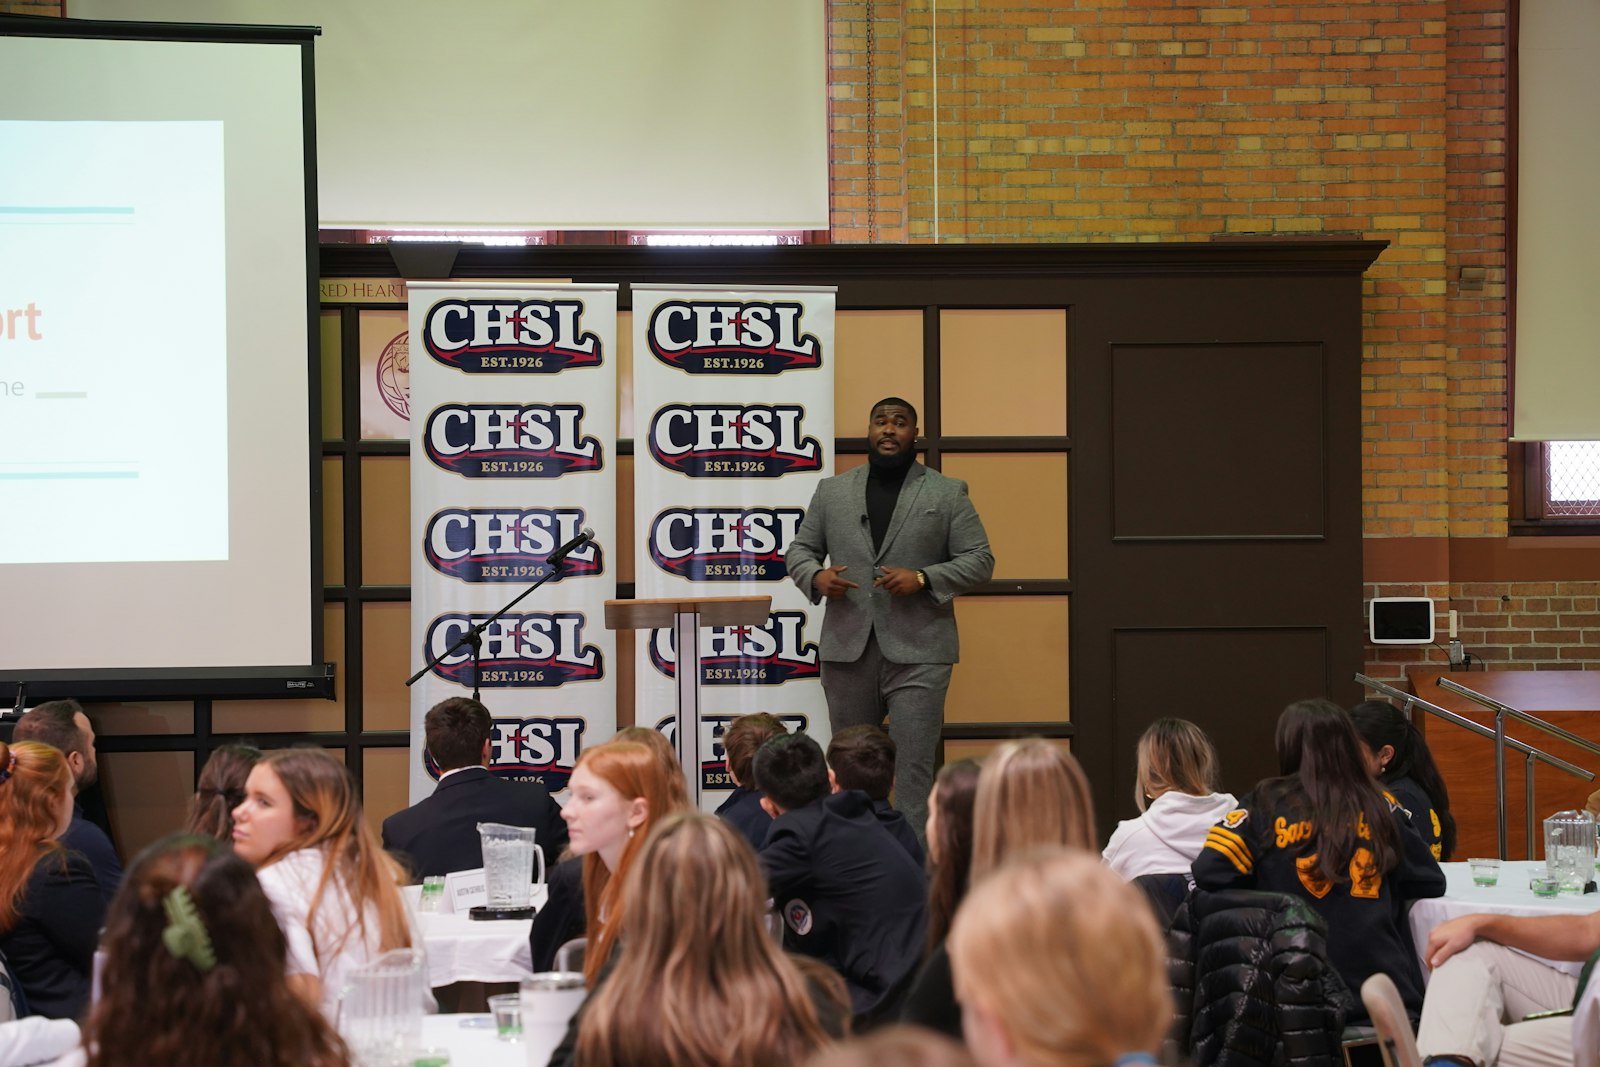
[784, 898, 814, 936]
[377, 331, 410, 420]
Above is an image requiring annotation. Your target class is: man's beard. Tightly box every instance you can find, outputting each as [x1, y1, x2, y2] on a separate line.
[868, 440, 916, 474]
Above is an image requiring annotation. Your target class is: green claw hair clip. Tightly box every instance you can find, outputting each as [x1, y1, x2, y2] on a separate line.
[161, 885, 217, 974]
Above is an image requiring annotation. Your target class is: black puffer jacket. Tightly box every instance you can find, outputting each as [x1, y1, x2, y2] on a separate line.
[1165, 888, 1354, 1067]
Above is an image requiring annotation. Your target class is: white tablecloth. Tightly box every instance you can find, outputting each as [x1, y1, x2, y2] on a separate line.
[1409, 860, 1600, 979]
[410, 886, 544, 988]
[416, 1013, 546, 1067]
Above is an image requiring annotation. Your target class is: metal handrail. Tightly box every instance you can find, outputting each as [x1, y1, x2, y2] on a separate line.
[1436, 678, 1600, 759]
[1355, 674, 1594, 860]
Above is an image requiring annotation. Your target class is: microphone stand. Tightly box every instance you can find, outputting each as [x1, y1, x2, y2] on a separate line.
[405, 556, 571, 702]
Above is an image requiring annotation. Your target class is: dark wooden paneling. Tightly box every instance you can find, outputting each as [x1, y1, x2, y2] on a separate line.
[1113, 627, 1332, 806]
[1111, 342, 1326, 540]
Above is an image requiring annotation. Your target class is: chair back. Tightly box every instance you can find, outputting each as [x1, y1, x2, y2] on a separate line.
[553, 936, 587, 974]
[1358, 973, 1421, 1067]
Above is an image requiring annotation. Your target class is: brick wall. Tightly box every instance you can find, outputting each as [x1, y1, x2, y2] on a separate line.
[825, 1, 1580, 681]
[1363, 581, 1600, 685]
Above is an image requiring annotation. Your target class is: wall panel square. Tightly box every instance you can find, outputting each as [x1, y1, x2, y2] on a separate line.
[88, 702, 194, 737]
[320, 310, 343, 440]
[362, 602, 413, 732]
[102, 750, 194, 861]
[941, 309, 1067, 437]
[363, 745, 413, 838]
[947, 596, 1069, 723]
[361, 456, 411, 585]
[835, 310, 924, 428]
[618, 309, 634, 439]
[941, 453, 1067, 580]
[323, 457, 344, 587]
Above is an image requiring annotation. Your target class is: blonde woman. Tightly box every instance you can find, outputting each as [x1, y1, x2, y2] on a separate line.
[1102, 719, 1235, 880]
[229, 747, 414, 1017]
[904, 738, 1097, 1036]
[561, 814, 847, 1067]
[969, 738, 1097, 880]
[949, 849, 1171, 1067]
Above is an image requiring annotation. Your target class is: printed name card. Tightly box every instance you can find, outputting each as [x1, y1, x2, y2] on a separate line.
[441, 868, 487, 913]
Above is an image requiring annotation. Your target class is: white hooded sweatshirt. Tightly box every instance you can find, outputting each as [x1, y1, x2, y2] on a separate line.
[1102, 790, 1238, 881]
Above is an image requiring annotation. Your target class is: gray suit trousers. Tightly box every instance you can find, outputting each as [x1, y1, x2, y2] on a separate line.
[821, 633, 951, 843]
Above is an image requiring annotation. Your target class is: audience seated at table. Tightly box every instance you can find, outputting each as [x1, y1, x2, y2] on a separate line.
[1415, 908, 1600, 1067]
[10, 702, 122, 901]
[948, 848, 1171, 1067]
[903, 739, 1097, 1038]
[549, 813, 849, 1067]
[529, 739, 687, 986]
[58, 834, 349, 1067]
[715, 712, 789, 851]
[230, 747, 414, 1018]
[185, 744, 260, 842]
[754, 731, 928, 1030]
[1192, 698, 1446, 1022]
[1350, 699, 1457, 862]
[381, 697, 567, 881]
[1102, 718, 1236, 881]
[803, 1024, 978, 1067]
[0, 740, 105, 1021]
[827, 725, 925, 866]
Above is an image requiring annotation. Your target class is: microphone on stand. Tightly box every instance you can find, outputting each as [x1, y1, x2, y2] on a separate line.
[548, 526, 596, 566]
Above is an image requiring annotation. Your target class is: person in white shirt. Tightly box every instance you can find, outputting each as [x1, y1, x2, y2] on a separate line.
[1102, 718, 1236, 881]
[231, 748, 416, 1019]
[41, 834, 347, 1067]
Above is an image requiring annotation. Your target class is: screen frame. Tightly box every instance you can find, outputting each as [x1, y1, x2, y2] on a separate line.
[0, 13, 328, 702]
[1368, 596, 1437, 646]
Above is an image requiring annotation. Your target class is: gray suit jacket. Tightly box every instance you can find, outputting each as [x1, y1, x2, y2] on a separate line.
[786, 463, 994, 664]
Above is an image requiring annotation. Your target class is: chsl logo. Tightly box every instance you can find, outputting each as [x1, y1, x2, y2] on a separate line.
[424, 612, 603, 689]
[423, 507, 602, 583]
[422, 716, 586, 792]
[648, 611, 819, 685]
[422, 298, 601, 374]
[651, 712, 809, 791]
[648, 506, 801, 582]
[646, 300, 822, 375]
[423, 403, 602, 479]
[647, 404, 822, 478]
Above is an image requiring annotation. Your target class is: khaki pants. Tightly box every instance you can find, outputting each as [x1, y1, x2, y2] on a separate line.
[1416, 941, 1577, 1067]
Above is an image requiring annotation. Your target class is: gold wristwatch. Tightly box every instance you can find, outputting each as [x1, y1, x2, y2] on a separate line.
[915, 570, 927, 589]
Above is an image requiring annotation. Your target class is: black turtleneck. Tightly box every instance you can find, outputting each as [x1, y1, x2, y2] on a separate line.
[865, 448, 914, 551]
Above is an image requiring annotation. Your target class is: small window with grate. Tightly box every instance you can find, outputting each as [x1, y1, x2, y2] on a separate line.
[1517, 441, 1600, 529]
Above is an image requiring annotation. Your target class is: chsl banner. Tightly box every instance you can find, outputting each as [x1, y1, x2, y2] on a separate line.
[632, 283, 836, 811]
[407, 282, 618, 802]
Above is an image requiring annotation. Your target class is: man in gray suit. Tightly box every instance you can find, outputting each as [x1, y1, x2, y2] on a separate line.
[785, 397, 994, 840]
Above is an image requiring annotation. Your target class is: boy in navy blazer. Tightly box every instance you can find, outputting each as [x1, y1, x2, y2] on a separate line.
[755, 732, 927, 1029]
[382, 697, 567, 881]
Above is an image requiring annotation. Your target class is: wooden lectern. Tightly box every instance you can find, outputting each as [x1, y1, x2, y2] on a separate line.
[605, 595, 771, 809]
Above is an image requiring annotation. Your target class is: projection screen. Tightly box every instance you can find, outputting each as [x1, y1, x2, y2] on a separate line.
[0, 16, 327, 700]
